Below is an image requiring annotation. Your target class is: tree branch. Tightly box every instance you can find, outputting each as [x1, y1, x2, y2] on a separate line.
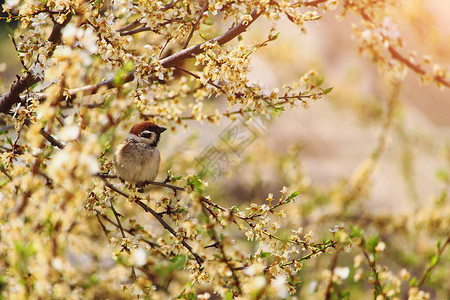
[0, 13, 72, 114]
[21, 8, 264, 103]
[182, 0, 209, 49]
[96, 173, 184, 191]
[99, 177, 204, 266]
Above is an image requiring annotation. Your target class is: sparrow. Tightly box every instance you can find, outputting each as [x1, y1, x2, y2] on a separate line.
[113, 121, 167, 188]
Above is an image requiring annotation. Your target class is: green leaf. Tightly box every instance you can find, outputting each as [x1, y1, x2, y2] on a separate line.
[124, 107, 135, 119]
[409, 276, 417, 287]
[434, 191, 447, 205]
[269, 31, 280, 41]
[430, 254, 440, 267]
[287, 190, 300, 200]
[349, 225, 363, 238]
[224, 290, 234, 300]
[269, 106, 284, 112]
[323, 239, 332, 245]
[322, 87, 333, 95]
[171, 254, 187, 269]
[113, 61, 134, 85]
[367, 235, 379, 252]
[0, 177, 9, 187]
[260, 251, 271, 258]
[204, 15, 214, 26]
[435, 169, 449, 183]
[315, 77, 324, 86]
[187, 174, 205, 194]
[89, 273, 100, 285]
[436, 239, 441, 250]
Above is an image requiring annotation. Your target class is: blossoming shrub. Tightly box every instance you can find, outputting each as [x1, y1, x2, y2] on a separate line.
[0, 0, 448, 299]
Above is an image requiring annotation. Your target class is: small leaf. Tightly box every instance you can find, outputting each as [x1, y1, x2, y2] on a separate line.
[287, 190, 300, 200]
[204, 16, 214, 26]
[269, 106, 284, 112]
[322, 87, 333, 95]
[260, 251, 271, 258]
[430, 254, 440, 267]
[0, 177, 10, 187]
[349, 225, 363, 238]
[269, 31, 280, 41]
[435, 169, 449, 183]
[367, 235, 379, 252]
[171, 254, 187, 269]
[224, 290, 234, 300]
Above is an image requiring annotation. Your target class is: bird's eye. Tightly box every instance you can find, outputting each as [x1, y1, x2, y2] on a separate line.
[139, 131, 153, 139]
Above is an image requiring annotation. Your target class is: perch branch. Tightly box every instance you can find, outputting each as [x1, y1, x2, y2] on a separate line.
[99, 177, 204, 266]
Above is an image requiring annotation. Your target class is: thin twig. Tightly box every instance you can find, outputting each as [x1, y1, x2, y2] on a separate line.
[119, 18, 185, 36]
[361, 246, 386, 299]
[161, 0, 178, 11]
[133, 198, 204, 265]
[182, 0, 208, 49]
[22, 119, 65, 149]
[174, 66, 225, 92]
[356, 7, 450, 89]
[303, 0, 328, 6]
[109, 198, 137, 281]
[279, 242, 336, 268]
[12, 122, 25, 149]
[415, 235, 450, 288]
[159, 37, 172, 58]
[201, 202, 242, 295]
[0, 165, 13, 181]
[141, 180, 185, 192]
[100, 177, 204, 266]
[325, 249, 340, 300]
[110, 199, 126, 238]
[96, 213, 110, 236]
[96, 173, 184, 191]
[95, 209, 160, 248]
[116, 20, 143, 33]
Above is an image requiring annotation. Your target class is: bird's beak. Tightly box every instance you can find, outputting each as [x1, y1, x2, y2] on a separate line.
[156, 127, 167, 134]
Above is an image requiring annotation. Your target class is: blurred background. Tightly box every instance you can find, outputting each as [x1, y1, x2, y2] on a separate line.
[3, 2, 449, 212]
[1, 1, 449, 298]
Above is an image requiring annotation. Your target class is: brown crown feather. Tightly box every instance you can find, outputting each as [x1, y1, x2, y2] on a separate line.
[129, 121, 166, 135]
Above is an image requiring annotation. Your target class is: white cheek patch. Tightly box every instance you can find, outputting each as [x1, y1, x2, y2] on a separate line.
[128, 132, 157, 144]
[142, 132, 156, 144]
